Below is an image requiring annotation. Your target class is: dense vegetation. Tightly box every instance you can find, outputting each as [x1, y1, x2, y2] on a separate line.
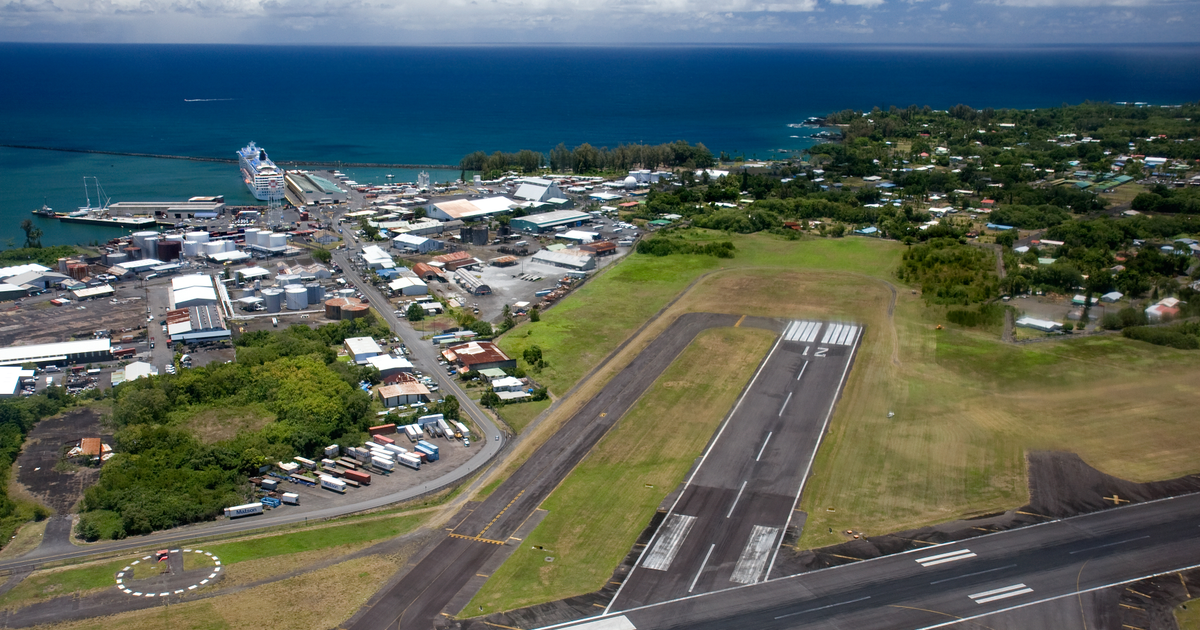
[636, 237, 735, 258]
[0, 391, 69, 547]
[459, 140, 714, 178]
[0, 244, 81, 268]
[897, 238, 1000, 305]
[78, 317, 393, 540]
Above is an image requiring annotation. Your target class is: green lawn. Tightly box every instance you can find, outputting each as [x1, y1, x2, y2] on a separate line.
[1178, 599, 1200, 630]
[494, 399, 552, 434]
[465, 326, 776, 615]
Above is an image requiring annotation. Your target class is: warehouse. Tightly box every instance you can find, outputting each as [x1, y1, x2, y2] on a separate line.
[377, 379, 431, 407]
[366, 354, 414, 379]
[388, 276, 429, 296]
[513, 178, 565, 203]
[360, 245, 395, 270]
[432, 251, 481, 271]
[454, 268, 492, 295]
[0, 367, 33, 397]
[412, 262, 444, 282]
[165, 305, 231, 343]
[531, 249, 596, 271]
[443, 341, 515, 373]
[344, 337, 382, 364]
[392, 233, 440, 254]
[427, 197, 514, 222]
[4, 269, 70, 291]
[510, 210, 592, 233]
[0, 284, 27, 302]
[0, 338, 112, 367]
[0, 263, 50, 280]
[71, 285, 115, 301]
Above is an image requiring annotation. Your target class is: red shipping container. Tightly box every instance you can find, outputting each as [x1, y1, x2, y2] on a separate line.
[343, 469, 371, 485]
[368, 424, 396, 436]
[372, 434, 395, 446]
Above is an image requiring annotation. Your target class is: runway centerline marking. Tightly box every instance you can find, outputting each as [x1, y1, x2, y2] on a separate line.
[778, 392, 792, 417]
[689, 544, 716, 593]
[775, 595, 872, 619]
[916, 548, 976, 567]
[795, 361, 808, 381]
[727, 481, 749, 518]
[929, 564, 1017, 585]
[969, 583, 1033, 604]
[1068, 535, 1150, 555]
[755, 432, 773, 462]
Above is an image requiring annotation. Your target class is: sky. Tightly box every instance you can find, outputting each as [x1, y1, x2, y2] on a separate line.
[0, 0, 1197, 44]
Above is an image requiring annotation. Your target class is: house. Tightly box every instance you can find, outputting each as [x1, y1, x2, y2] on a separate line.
[443, 341, 516, 373]
[344, 337, 382, 364]
[491, 376, 525, 392]
[1100, 291, 1123, 303]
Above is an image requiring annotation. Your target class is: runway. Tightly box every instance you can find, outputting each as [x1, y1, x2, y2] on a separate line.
[609, 320, 862, 610]
[345, 313, 784, 630]
[547, 491, 1200, 630]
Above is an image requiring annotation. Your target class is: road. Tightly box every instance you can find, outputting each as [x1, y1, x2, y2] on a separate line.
[0, 250, 507, 576]
[344, 313, 784, 630]
[610, 320, 862, 609]
[548, 492, 1200, 630]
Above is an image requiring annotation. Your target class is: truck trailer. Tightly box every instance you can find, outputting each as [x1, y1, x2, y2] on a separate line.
[372, 455, 395, 471]
[224, 503, 264, 518]
[320, 476, 347, 493]
[416, 440, 440, 461]
[398, 453, 421, 470]
[343, 469, 371, 485]
[293, 456, 317, 470]
[453, 421, 469, 439]
[281, 492, 299, 505]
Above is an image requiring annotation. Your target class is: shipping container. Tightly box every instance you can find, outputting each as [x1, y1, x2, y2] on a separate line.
[277, 461, 300, 473]
[294, 456, 317, 470]
[437, 419, 453, 439]
[224, 503, 264, 518]
[415, 442, 439, 462]
[350, 448, 370, 463]
[417, 413, 444, 426]
[336, 458, 358, 470]
[343, 469, 371, 485]
[261, 479, 279, 492]
[404, 425, 421, 442]
[324, 444, 340, 459]
[260, 496, 282, 508]
[320, 476, 347, 493]
[411, 450, 428, 463]
[368, 423, 396, 436]
[399, 453, 421, 470]
[281, 492, 299, 505]
[372, 434, 395, 446]
[453, 421, 470, 439]
[321, 458, 337, 467]
[416, 440, 440, 456]
[372, 455, 395, 471]
[383, 443, 407, 456]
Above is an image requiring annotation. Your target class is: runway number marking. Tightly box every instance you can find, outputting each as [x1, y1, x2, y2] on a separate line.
[916, 548, 976, 567]
[969, 583, 1033, 604]
[756, 432, 773, 461]
[814, 347, 828, 358]
[727, 481, 749, 518]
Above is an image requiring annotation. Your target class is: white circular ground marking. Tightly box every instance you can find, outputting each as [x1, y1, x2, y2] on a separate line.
[115, 549, 222, 597]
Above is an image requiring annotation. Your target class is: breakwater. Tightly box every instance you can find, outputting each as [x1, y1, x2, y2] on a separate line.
[0, 144, 457, 170]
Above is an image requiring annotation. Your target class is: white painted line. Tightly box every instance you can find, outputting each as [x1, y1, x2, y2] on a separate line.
[200, 579, 208, 585]
[765, 325, 862, 581]
[604, 335, 785, 615]
[802, 322, 822, 343]
[1068, 535, 1150, 555]
[730, 526, 779, 584]
[774, 595, 871, 619]
[970, 583, 1029, 600]
[821, 324, 841, 344]
[145, 593, 155, 598]
[836, 325, 854, 346]
[132, 592, 142, 597]
[778, 392, 792, 416]
[640, 515, 697, 571]
[122, 589, 131, 594]
[160, 592, 170, 597]
[930, 564, 1016, 585]
[755, 432, 773, 461]
[846, 325, 861, 347]
[916, 549, 977, 567]
[688, 544, 716, 593]
[188, 585, 197, 590]
[175, 589, 184, 594]
[921, 553, 978, 566]
[783, 321, 800, 341]
[795, 361, 808, 381]
[916, 549, 973, 563]
[973, 587, 1034, 604]
[726, 481, 748, 518]
[556, 616, 638, 630]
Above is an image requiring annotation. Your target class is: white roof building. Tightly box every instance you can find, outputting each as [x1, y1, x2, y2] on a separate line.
[0, 366, 33, 397]
[559, 230, 600, 243]
[118, 258, 166, 272]
[427, 197, 515, 221]
[0, 264, 50, 280]
[236, 267, 272, 281]
[392, 234, 439, 254]
[360, 245, 395, 270]
[172, 285, 218, 309]
[1015, 317, 1063, 332]
[531, 249, 596, 271]
[5, 270, 70, 290]
[172, 274, 212, 291]
[0, 338, 112, 366]
[514, 178, 564, 203]
[366, 354, 414, 377]
[491, 376, 525, 392]
[344, 337, 383, 364]
[388, 276, 428, 296]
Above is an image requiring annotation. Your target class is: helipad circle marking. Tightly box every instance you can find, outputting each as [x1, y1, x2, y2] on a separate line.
[116, 549, 221, 597]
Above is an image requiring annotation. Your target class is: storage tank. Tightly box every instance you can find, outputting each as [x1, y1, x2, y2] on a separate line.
[204, 241, 224, 256]
[261, 288, 283, 313]
[143, 236, 159, 260]
[243, 228, 261, 246]
[305, 283, 325, 303]
[131, 231, 157, 250]
[123, 246, 141, 260]
[285, 286, 308, 310]
[185, 230, 210, 243]
[182, 241, 200, 257]
[223, 239, 237, 253]
[240, 288, 257, 299]
[269, 233, 287, 248]
[257, 231, 272, 247]
[337, 288, 355, 297]
[164, 234, 185, 242]
[104, 252, 128, 266]
[156, 240, 182, 261]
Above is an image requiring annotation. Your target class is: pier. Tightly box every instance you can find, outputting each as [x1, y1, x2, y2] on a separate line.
[0, 144, 457, 170]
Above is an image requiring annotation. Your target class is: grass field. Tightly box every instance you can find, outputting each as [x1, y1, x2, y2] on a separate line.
[1178, 599, 1200, 630]
[177, 403, 275, 444]
[494, 399, 552, 434]
[465, 326, 776, 615]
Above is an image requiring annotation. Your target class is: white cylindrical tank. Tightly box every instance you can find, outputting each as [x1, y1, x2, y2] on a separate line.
[185, 231, 210, 243]
[243, 229, 261, 247]
[337, 288, 355, 297]
[285, 286, 308, 310]
[224, 240, 237, 252]
[183, 241, 200, 257]
[204, 241, 224, 256]
[143, 236, 159, 259]
[255, 231, 270, 246]
[262, 288, 283, 313]
[132, 231, 157, 250]
[305, 283, 325, 303]
[269, 233, 287, 248]
[104, 252, 128, 265]
[241, 288, 257, 298]
[165, 234, 185, 242]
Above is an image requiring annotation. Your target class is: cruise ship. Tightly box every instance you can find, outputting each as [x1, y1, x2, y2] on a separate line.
[237, 142, 286, 201]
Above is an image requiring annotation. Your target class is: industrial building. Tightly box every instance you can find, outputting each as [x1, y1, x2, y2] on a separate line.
[111, 361, 157, 386]
[392, 234, 441, 254]
[388, 276, 428, 296]
[531, 249, 596, 271]
[432, 251, 482, 271]
[285, 170, 347, 205]
[427, 197, 514, 222]
[510, 210, 592, 233]
[345, 337, 383, 364]
[71, 285, 115, 301]
[165, 305, 231, 343]
[366, 354, 414, 379]
[581, 241, 618, 257]
[0, 264, 50, 280]
[0, 339, 112, 367]
[442, 341, 515, 373]
[3, 269, 70, 291]
[170, 274, 219, 309]
[0, 367, 33, 397]
[0, 284, 26, 302]
[107, 197, 225, 221]
[360, 245, 395, 270]
[454, 268, 492, 295]
[376, 377, 431, 407]
[513, 178, 566, 203]
[412, 263, 444, 282]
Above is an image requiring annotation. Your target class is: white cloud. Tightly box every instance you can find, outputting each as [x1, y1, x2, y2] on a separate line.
[829, 0, 885, 6]
[984, 0, 1177, 6]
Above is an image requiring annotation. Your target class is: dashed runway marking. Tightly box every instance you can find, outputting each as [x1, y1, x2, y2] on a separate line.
[115, 549, 221, 597]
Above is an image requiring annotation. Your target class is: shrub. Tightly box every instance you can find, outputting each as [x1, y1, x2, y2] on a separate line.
[1122, 326, 1200, 349]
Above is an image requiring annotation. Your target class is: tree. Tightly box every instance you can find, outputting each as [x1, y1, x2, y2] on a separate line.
[480, 389, 501, 408]
[470, 321, 494, 337]
[19, 220, 42, 249]
[406, 303, 425, 322]
[312, 248, 332, 264]
[529, 306, 540, 322]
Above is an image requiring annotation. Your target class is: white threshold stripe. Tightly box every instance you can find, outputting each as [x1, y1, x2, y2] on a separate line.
[974, 587, 1034, 604]
[920, 553, 977, 567]
[804, 322, 822, 342]
[969, 583, 1029, 599]
[916, 549, 973, 563]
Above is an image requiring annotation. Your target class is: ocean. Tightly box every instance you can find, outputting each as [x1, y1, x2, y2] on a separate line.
[1, 43, 1198, 246]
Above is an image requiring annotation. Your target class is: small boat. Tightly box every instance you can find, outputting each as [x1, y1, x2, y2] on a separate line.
[31, 201, 55, 217]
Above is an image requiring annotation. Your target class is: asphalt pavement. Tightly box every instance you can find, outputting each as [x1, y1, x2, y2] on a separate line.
[547, 492, 1200, 630]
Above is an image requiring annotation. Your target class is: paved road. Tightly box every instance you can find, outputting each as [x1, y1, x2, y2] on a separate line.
[345, 313, 783, 630]
[610, 320, 862, 609]
[0, 252, 507, 576]
[548, 492, 1200, 630]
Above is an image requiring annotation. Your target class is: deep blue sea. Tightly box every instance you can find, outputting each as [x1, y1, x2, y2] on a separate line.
[1, 44, 1198, 246]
